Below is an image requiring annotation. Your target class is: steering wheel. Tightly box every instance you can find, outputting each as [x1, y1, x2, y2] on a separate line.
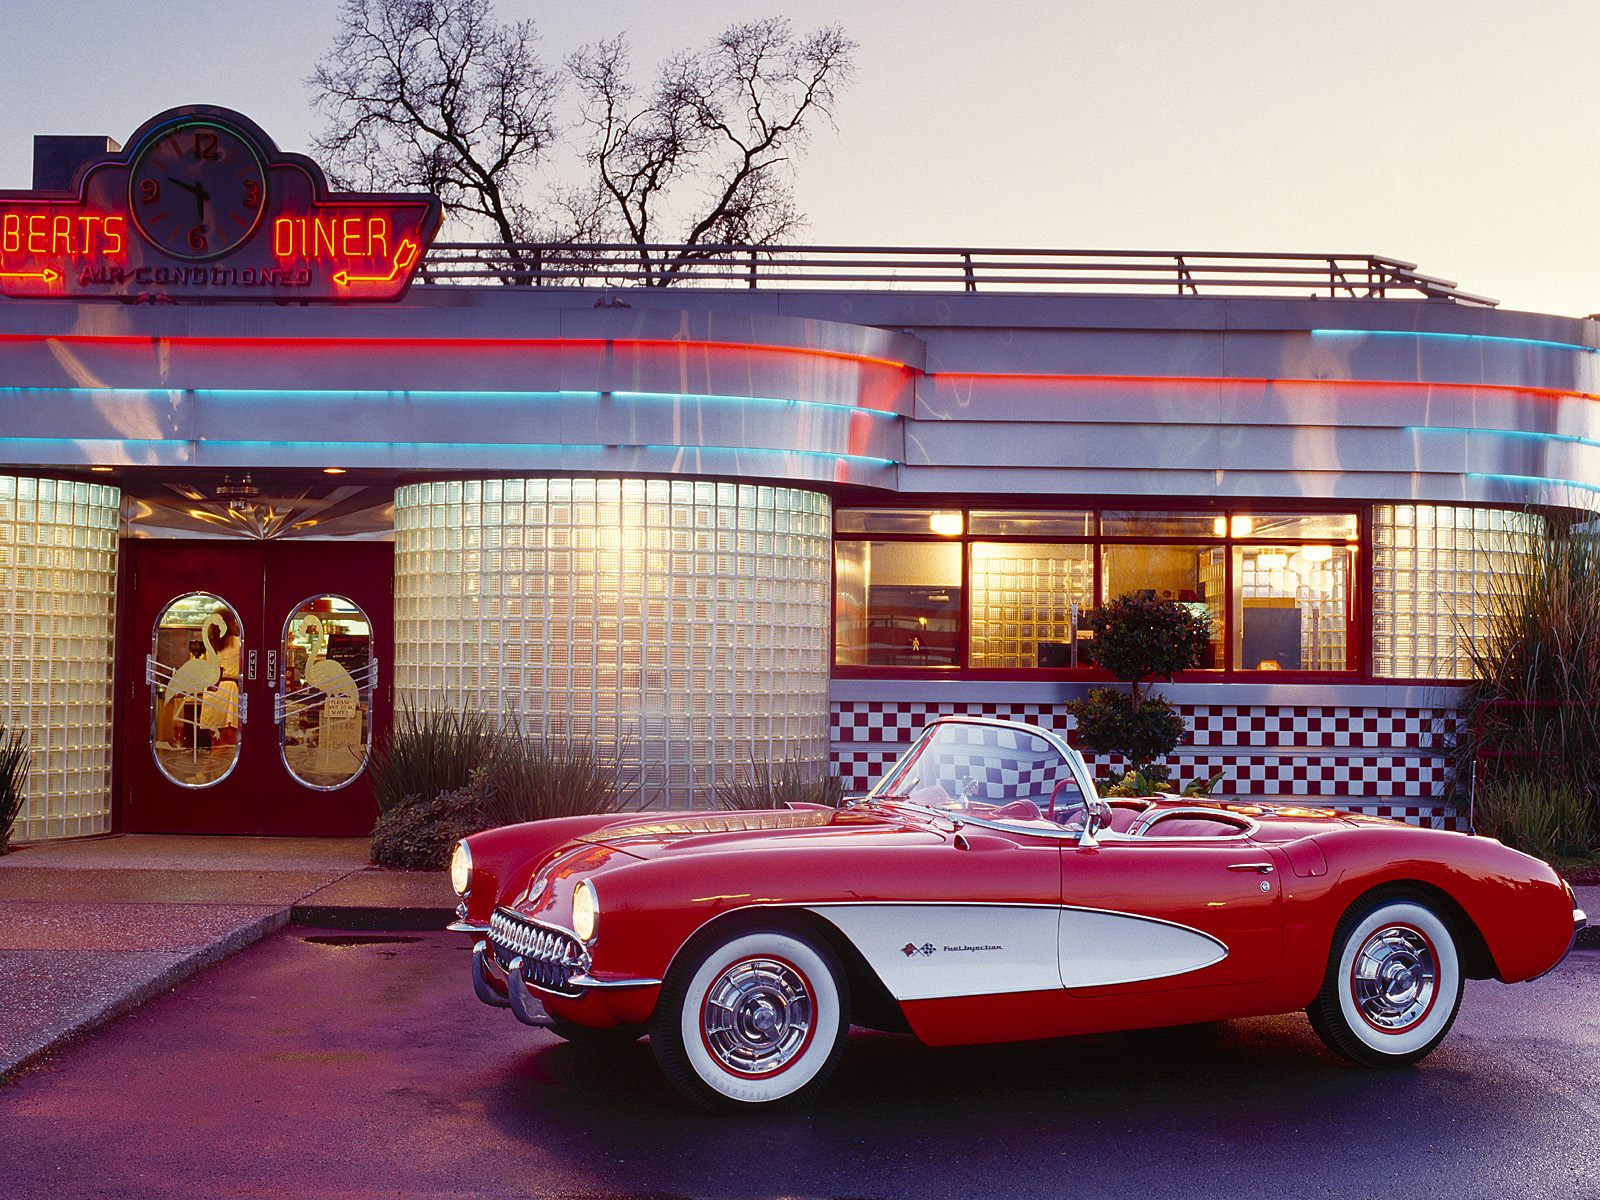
[1047, 777, 1089, 824]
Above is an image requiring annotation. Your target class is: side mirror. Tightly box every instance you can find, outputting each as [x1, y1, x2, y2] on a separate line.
[1078, 797, 1112, 849]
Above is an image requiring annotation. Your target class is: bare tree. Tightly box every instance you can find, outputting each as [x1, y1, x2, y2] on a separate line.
[309, 3, 855, 286]
[309, 0, 567, 277]
[569, 19, 856, 284]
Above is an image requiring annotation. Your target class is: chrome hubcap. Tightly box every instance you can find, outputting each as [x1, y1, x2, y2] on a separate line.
[702, 957, 813, 1075]
[1352, 925, 1437, 1031]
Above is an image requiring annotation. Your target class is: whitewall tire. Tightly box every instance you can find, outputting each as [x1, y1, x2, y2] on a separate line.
[1308, 895, 1464, 1066]
[651, 926, 850, 1111]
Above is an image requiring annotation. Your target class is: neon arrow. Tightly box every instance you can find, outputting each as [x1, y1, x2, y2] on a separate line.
[333, 238, 420, 287]
[0, 267, 60, 283]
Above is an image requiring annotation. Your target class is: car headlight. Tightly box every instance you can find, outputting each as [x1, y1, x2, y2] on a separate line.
[572, 879, 599, 943]
[449, 840, 472, 897]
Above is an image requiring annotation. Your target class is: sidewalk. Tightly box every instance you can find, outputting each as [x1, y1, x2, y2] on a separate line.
[0, 834, 454, 1079]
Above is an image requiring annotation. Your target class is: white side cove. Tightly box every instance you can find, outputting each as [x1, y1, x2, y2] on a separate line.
[1057, 908, 1228, 989]
[807, 904, 1063, 1001]
[806, 903, 1229, 1000]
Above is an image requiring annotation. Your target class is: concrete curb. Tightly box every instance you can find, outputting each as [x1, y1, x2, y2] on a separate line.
[0, 907, 291, 1082]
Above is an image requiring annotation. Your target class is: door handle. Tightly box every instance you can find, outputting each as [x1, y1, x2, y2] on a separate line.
[1227, 862, 1274, 874]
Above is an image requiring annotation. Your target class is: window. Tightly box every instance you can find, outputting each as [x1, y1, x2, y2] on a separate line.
[969, 542, 1093, 668]
[1231, 544, 1351, 671]
[834, 505, 1361, 676]
[1101, 543, 1224, 670]
[834, 539, 962, 666]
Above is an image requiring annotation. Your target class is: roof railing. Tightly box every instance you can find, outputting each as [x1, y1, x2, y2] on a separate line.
[413, 243, 1498, 305]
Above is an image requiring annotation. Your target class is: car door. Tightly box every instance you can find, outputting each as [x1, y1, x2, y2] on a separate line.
[1058, 811, 1285, 994]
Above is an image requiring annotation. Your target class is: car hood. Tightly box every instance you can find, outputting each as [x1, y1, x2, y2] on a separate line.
[568, 805, 943, 860]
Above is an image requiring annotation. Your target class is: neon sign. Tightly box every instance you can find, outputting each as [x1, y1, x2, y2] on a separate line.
[0, 106, 441, 303]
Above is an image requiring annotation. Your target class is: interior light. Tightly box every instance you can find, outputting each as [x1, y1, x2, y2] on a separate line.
[1231, 515, 1254, 537]
[1212, 515, 1226, 537]
[1256, 551, 1289, 570]
[929, 512, 964, 537]
[89, 465, 114, 473]
[1300, 545, 1335, 562]
[322, 466, 347, 475]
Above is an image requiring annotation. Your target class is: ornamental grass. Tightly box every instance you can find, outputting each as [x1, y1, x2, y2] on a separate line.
[477, 714, 640, 825]
[368, 702, 495, 815]
[715, 758, 844, 810]
[1454, 519, 1600, 853]
[0, 723, 30, 853]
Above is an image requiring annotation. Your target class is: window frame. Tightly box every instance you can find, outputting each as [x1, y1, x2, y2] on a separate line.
[832, 501, 1365, 683]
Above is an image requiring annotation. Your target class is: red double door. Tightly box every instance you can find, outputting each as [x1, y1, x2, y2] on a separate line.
[122, 540, 393, 836]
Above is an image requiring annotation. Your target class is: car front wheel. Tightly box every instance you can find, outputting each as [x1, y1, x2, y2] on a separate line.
[650, 925, 850, 1111]
[1308, 894, 1464, 1066]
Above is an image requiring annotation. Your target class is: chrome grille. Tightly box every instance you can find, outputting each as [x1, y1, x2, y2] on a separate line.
[488, 908, 590, 996]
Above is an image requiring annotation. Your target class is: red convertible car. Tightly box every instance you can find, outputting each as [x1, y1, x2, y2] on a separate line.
[448, 717, 1586, 1111]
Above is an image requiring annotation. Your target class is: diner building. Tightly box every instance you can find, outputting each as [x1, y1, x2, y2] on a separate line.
[1, 107, 1595, 842]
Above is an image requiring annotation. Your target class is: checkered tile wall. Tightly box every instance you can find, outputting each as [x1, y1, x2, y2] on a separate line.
[830, 700, 1461, 829]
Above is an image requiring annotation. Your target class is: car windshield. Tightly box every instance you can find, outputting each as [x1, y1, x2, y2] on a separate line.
[872, 721, 1090, 829]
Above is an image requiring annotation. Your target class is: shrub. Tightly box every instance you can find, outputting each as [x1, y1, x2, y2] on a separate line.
[478, 719, 640, 825]
[1473, 777, 1595, 861]
[1068, 594, 1210, 774]
[1453, 519, 1600, 836]
[1098, 767, 1223, 798]
[715, 759, 844, 810]
[1071, 689, 1186, 772]
[370, 782, 492, 870]
[0, 724, 29, 853]
[1085, 592, 1213, 696]
[369, 703, 494, 815]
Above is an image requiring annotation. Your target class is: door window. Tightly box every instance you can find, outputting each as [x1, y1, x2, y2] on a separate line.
[149, 592, 244, 788]
[279, 594, 375, 790]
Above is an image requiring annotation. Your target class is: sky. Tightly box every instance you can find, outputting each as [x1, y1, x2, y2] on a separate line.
[1, 0, 1597, 316]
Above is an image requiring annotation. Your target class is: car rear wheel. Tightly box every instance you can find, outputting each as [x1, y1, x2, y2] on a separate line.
[650, 926, 850, 1112]
[1308, 894, 1464, 1066]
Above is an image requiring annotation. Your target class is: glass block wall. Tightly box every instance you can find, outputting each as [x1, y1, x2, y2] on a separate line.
[1372, 504, 1543, 679]
[968, 542, 1093, 667]
[393, 478, 832, 806]
[0, 478, 120, 841]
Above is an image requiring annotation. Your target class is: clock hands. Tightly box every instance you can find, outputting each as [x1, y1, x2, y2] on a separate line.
[166, 175, 211, 225]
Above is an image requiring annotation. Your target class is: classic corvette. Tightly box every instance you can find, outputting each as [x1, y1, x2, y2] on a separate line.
[448, 716, 1586, 1111]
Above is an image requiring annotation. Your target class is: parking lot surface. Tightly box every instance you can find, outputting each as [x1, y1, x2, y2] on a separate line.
[2, 929, 1596, 1200]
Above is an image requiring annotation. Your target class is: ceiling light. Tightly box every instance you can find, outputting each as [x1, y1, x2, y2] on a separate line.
[90, 465, 114, 473]
[928, 512, 964, 537]
[322, 467, 348, 475]
[1300, 545, 1335, 562]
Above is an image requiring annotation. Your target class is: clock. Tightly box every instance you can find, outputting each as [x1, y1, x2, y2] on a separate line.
[127, 119, 268, 261]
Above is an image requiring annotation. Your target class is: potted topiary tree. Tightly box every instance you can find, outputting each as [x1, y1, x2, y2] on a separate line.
[1067, 593, 1212, 795]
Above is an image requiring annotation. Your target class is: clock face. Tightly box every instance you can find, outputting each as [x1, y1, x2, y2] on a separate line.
[128, 120, 268, 261]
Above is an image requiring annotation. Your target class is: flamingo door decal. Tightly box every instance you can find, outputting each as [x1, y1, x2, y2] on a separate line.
[276, 603, 378, 787]
[145, 609, 245, 768]
[162, 612, 225, 702]
[299, 614, 359, 698]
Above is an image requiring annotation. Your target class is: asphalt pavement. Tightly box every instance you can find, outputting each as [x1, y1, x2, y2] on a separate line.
[1, 926, 1596, 1200]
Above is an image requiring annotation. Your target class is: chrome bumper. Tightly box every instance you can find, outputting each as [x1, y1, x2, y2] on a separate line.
[472, 939, 553, 1027]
